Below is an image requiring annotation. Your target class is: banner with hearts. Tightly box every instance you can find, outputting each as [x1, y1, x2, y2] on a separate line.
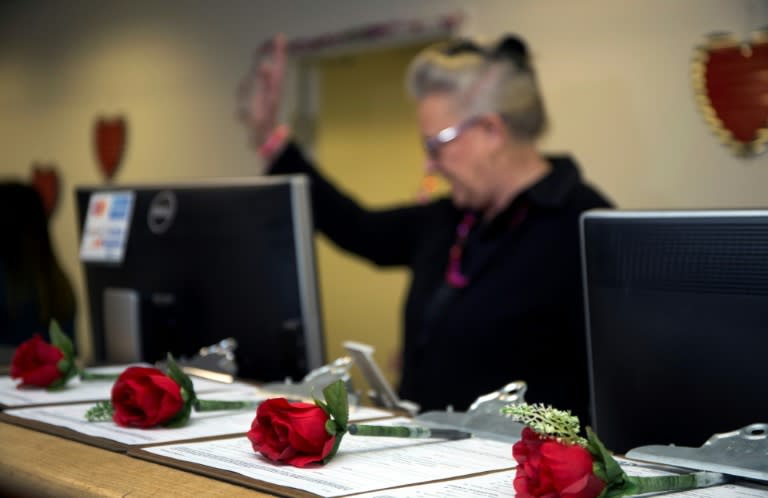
[30, 163, 60, 218]
[692, 30, 768, 157]
[94, 116, 127, 181]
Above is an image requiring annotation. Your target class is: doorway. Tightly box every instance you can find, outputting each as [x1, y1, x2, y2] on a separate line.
[301, 41, 444, 389]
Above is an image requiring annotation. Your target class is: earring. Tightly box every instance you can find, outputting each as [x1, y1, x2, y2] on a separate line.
[416, 174, 439, 204]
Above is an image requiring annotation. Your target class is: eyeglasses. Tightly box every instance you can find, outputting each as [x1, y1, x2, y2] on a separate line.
[423, 116, 482, 160]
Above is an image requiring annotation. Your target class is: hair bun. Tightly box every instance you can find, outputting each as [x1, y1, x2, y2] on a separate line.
[438, 35, 531, 70]
[442, 39, 482, 56]
[492, 34, 530, 69]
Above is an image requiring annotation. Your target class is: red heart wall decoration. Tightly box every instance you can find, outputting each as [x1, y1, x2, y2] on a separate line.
[30, 163, 60, 218]
[94, 116, 127, 181]
[692, 30, 768, 157]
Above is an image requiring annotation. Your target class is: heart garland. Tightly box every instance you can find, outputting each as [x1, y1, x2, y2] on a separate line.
[692, 29, 768, 157]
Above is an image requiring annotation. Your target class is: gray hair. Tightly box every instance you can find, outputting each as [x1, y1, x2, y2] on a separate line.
[406, 35, 547, 142]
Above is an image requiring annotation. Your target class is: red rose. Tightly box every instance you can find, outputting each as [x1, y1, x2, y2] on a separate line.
[10, 334, 64, 388]
[248, 397, 336, 467]
[111, 366, 184, 428]
[513, 427, 606, 498]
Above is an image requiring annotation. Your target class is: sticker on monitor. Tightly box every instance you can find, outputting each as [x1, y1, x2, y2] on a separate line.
[79, 191, 135, 264]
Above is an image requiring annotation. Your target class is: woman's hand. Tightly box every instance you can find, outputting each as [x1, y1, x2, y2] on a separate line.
[237, 34, 287, 151]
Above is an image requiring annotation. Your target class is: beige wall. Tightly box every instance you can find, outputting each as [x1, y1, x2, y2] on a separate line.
[1, 0, 766, 361]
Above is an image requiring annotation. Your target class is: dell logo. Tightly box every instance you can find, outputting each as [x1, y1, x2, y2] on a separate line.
[147, 190, 177, 234]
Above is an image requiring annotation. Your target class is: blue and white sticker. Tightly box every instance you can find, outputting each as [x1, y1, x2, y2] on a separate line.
[79, 191, 135, 263]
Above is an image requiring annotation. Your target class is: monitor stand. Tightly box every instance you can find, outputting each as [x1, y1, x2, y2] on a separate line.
[103, 287, 141, 363]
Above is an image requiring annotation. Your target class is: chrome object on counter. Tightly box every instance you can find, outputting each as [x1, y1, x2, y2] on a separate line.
[627, 423, 768, 482]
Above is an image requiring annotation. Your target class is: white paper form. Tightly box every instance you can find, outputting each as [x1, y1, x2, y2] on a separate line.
[0, 364, 259, 407]
[346, 405, 393, 421]
[190, 377, 263, 395]
[351, 470, 516, 497]
[4, 390, 264, 445]
[0, 364, 147, 406]
[142, 418, 516, 497]
[3, 392, 394, 446]
[351, 458, 768, 498]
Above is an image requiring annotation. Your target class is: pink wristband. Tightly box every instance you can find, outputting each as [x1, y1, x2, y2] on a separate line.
[259, 124, 290, 160]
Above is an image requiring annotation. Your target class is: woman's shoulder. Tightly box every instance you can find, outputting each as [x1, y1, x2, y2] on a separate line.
[571, 181, 613, 211]
[544, 155, 613, 211]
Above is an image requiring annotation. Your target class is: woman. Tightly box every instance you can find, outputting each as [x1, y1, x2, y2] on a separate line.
[0, 181, 77, 347]
[240, 34, 611, 422]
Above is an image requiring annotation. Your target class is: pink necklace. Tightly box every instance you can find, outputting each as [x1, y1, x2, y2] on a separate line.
[445, 212, 477, 288]
[444, 202, 530, 289]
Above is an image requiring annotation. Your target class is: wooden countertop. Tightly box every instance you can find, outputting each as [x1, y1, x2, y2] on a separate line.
[0, 421, 274, 497]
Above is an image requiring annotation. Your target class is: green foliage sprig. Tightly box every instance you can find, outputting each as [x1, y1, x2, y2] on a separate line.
[503, 403, 587, 446]
[84, 401, 115, 422]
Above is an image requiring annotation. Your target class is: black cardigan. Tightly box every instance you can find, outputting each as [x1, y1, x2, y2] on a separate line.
[271, 143, 612, 423]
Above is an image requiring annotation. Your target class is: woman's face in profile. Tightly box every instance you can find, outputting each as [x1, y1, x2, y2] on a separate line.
[417, 93, 496, 212]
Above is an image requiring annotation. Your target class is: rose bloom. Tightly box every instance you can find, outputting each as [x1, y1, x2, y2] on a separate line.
[513, 427, 606, 498]
[248, 397, 336, 467]
[111, 367, 184, 428]
[10, 334, 64, 388]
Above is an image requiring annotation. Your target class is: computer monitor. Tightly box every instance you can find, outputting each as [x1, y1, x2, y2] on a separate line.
[581, 210, 768, 453]
[75, 175, 324, 382]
